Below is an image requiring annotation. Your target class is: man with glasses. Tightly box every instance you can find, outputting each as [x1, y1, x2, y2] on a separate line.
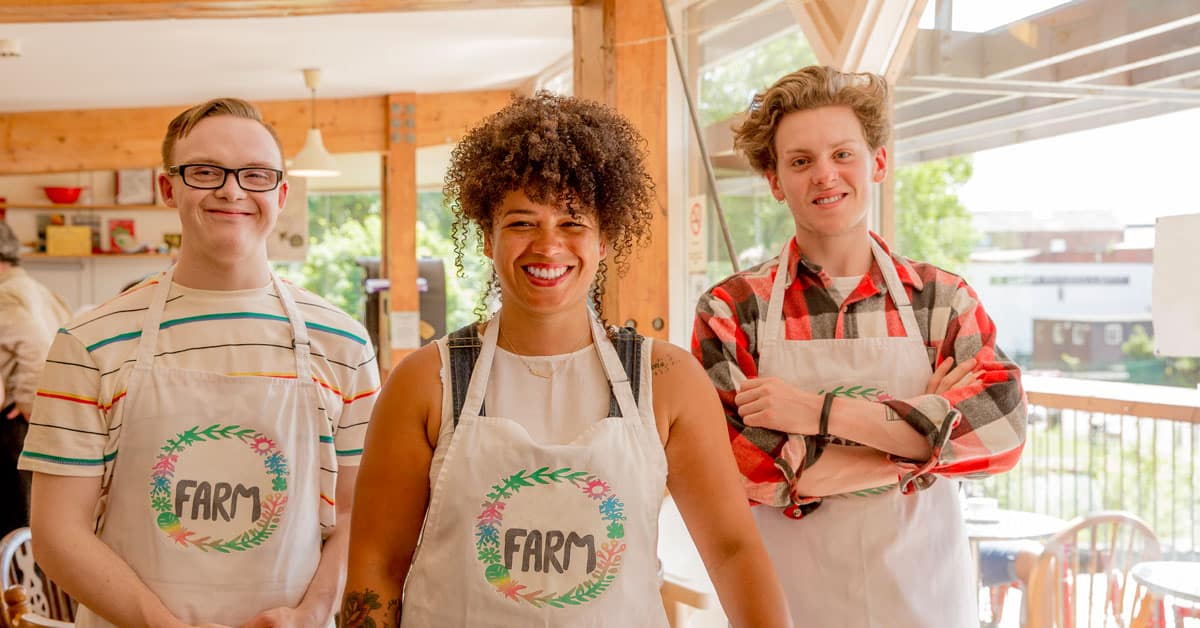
[21, 98, 380, 628]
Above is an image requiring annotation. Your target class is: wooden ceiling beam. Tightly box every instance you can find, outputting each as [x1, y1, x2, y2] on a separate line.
[786, 0, 926, 78]
[0, 89, 513, 174]
[0, 0, 569, 23]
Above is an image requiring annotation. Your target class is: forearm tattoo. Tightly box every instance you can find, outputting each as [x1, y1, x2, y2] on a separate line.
[339, 589, 400, 628]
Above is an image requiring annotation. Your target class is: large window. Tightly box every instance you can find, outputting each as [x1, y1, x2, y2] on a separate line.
[894, 0, 1200, 388]
[275, 192, 382, 321]
[684, 0, 815, 294]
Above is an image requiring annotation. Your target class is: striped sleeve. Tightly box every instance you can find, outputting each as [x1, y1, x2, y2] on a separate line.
[331, 341, 380, 466]
[19, 329, 111, 477]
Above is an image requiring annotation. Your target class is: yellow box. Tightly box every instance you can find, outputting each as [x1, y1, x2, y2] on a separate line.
[45, 225, 93, 256]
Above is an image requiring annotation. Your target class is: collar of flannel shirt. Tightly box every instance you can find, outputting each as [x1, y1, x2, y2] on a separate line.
[787, 231, 926, 296]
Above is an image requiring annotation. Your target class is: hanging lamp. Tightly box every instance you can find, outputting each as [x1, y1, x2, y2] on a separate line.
[290, 68, 341, 178]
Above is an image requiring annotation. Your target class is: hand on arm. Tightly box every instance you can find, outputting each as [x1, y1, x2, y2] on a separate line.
[30, 473, 197, 628]
[238, 466, 360, 628]
[735, 357, 980, 461]
[656, 343, 793, 628]
[339, 344, 441, 627]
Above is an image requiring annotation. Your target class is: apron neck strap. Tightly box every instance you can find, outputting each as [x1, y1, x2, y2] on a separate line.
[460, 312, 640, 420]
[868, 238, 923, 342]
[764, 236, 923, 343]
[135, 266, 175, 368]
[763, 242, 793, 344]
[589, 318, 640, 420]
[273, 273, 313, 382]
[133, 266, 312, 379]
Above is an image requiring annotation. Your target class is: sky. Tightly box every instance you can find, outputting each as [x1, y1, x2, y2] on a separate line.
[912, 0, 1199, 227]
[956, 107, 1200, 226]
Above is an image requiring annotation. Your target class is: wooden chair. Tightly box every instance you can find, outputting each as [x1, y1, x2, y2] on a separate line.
[0, 528, 74, 628]
[1026, 511, 1162, 628]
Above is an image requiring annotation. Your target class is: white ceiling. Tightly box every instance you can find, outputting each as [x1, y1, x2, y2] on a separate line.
[0, 7, 573, 113]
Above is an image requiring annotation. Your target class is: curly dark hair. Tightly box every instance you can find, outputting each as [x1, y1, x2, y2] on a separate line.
[444, 92, 656, 319]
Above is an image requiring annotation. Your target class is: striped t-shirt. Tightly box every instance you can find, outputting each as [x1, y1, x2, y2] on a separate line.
[19, 273, 381, 481]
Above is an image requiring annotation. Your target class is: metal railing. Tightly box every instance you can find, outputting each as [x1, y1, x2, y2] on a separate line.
[974, 375, 1200, 560]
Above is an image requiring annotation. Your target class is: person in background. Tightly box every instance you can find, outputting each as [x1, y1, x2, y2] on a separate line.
[693, 65, 1028, 627]
[341, 93, 791, 627]
[21, 98, 380, 628]
[0, 221, 71, 537]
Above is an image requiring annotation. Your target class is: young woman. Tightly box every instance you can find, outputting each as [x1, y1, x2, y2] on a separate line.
[341, 93, 791, 627]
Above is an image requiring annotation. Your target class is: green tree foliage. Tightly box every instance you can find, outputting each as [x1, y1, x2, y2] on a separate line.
[417, 190, 484, 331]
[698, 30, 815, 278]
[894, 156, 979, 273]
[274, 193, 381, 320]
[1121, 324, 1200, 388]
[275, 190, 482, 332]
[699, 31, 817, 126]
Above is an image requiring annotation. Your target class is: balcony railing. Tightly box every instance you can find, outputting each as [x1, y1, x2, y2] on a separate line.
[975, 375, 1200, 560]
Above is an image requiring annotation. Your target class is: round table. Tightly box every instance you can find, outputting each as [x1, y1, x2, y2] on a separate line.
[965, 509, 1069, 542]
[1131, 561, 1200, 604]
[964, 509, 1068, 627]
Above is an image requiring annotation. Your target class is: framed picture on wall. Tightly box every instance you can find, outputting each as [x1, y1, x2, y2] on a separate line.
[116, 168, 156, 205]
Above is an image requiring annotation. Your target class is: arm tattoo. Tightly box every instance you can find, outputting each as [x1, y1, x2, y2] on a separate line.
[651, 353, 678, 376]
[340, 589, 401, 628]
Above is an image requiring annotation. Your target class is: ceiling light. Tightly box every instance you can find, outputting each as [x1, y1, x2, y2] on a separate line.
[0, 39, 21, 58]
[290, 68, 340, 178]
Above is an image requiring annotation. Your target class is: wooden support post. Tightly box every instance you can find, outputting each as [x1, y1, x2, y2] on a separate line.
[384, 93, 418, 368]
[574, 0, 669, 339]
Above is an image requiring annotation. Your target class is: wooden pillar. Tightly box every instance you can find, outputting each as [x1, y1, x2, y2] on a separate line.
[384, 93, 418, 368]
[573, 0, 669, 339]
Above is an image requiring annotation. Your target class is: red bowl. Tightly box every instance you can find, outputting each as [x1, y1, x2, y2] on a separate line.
[44, 186, 83, 204]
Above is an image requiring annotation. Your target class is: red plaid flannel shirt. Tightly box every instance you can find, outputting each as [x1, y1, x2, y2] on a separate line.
[692, 233, 1027, 516]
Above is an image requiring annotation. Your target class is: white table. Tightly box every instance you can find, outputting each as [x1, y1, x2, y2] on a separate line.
[1132, 560, 1200, 625]
[965, 509, 1068, 627]
[965, 509, 1070, 543]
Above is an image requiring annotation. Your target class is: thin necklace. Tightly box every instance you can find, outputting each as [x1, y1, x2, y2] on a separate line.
[497, 323, 557, 379]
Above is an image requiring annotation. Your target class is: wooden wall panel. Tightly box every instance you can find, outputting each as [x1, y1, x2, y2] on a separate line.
[414, 90, 514, 147]
[0, 0, 568, 23]
[573, 0, 669, 339]
[0, 97, 385, 174]
[0, 90, 512, 175]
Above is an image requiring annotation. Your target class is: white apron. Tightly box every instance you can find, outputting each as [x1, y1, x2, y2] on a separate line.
[752, 238, 977, 628]
[399, 316, 669, 628]
[76, 268, 325, 628]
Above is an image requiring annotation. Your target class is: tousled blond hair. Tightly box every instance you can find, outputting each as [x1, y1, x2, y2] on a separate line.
[161, 98, 284, 170]
[733, 65, 889, 174]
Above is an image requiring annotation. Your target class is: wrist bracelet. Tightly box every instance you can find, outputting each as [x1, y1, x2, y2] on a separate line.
[819, 392, 834, 437]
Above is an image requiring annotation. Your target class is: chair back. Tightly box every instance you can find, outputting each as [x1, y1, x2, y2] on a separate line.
[1026, 511, 1161, 628]
[0, 528, 75, 627]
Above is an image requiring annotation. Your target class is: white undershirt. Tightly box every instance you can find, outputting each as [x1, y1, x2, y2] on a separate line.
[827, 275, 865, 306]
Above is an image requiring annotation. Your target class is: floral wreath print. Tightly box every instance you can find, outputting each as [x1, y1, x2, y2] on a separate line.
[148, 424, 289, 552]
[817, 385, 899, 497]
[475, 466, 626, 608]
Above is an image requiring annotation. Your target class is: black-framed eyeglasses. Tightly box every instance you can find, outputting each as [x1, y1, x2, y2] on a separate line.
[167, 164, 283, 192]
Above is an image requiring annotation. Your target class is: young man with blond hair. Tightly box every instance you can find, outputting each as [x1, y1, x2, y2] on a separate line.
[22, 98, 379, 628]
[693, 66, 1027, 627]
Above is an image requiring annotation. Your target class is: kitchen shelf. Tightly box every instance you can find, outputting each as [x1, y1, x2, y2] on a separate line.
[0, 203, 171, 211]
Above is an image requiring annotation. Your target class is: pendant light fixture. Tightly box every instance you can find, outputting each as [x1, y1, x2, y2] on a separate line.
[290, 68, 340, 178]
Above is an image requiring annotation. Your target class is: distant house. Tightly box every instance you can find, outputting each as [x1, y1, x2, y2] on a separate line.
[966, 211, 1153, 365]
[1031, 314, 1153, 371]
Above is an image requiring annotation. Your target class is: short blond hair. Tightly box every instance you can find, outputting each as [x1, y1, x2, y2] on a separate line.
[734, 65, 890, 174]
[161, 98, 284, 170]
